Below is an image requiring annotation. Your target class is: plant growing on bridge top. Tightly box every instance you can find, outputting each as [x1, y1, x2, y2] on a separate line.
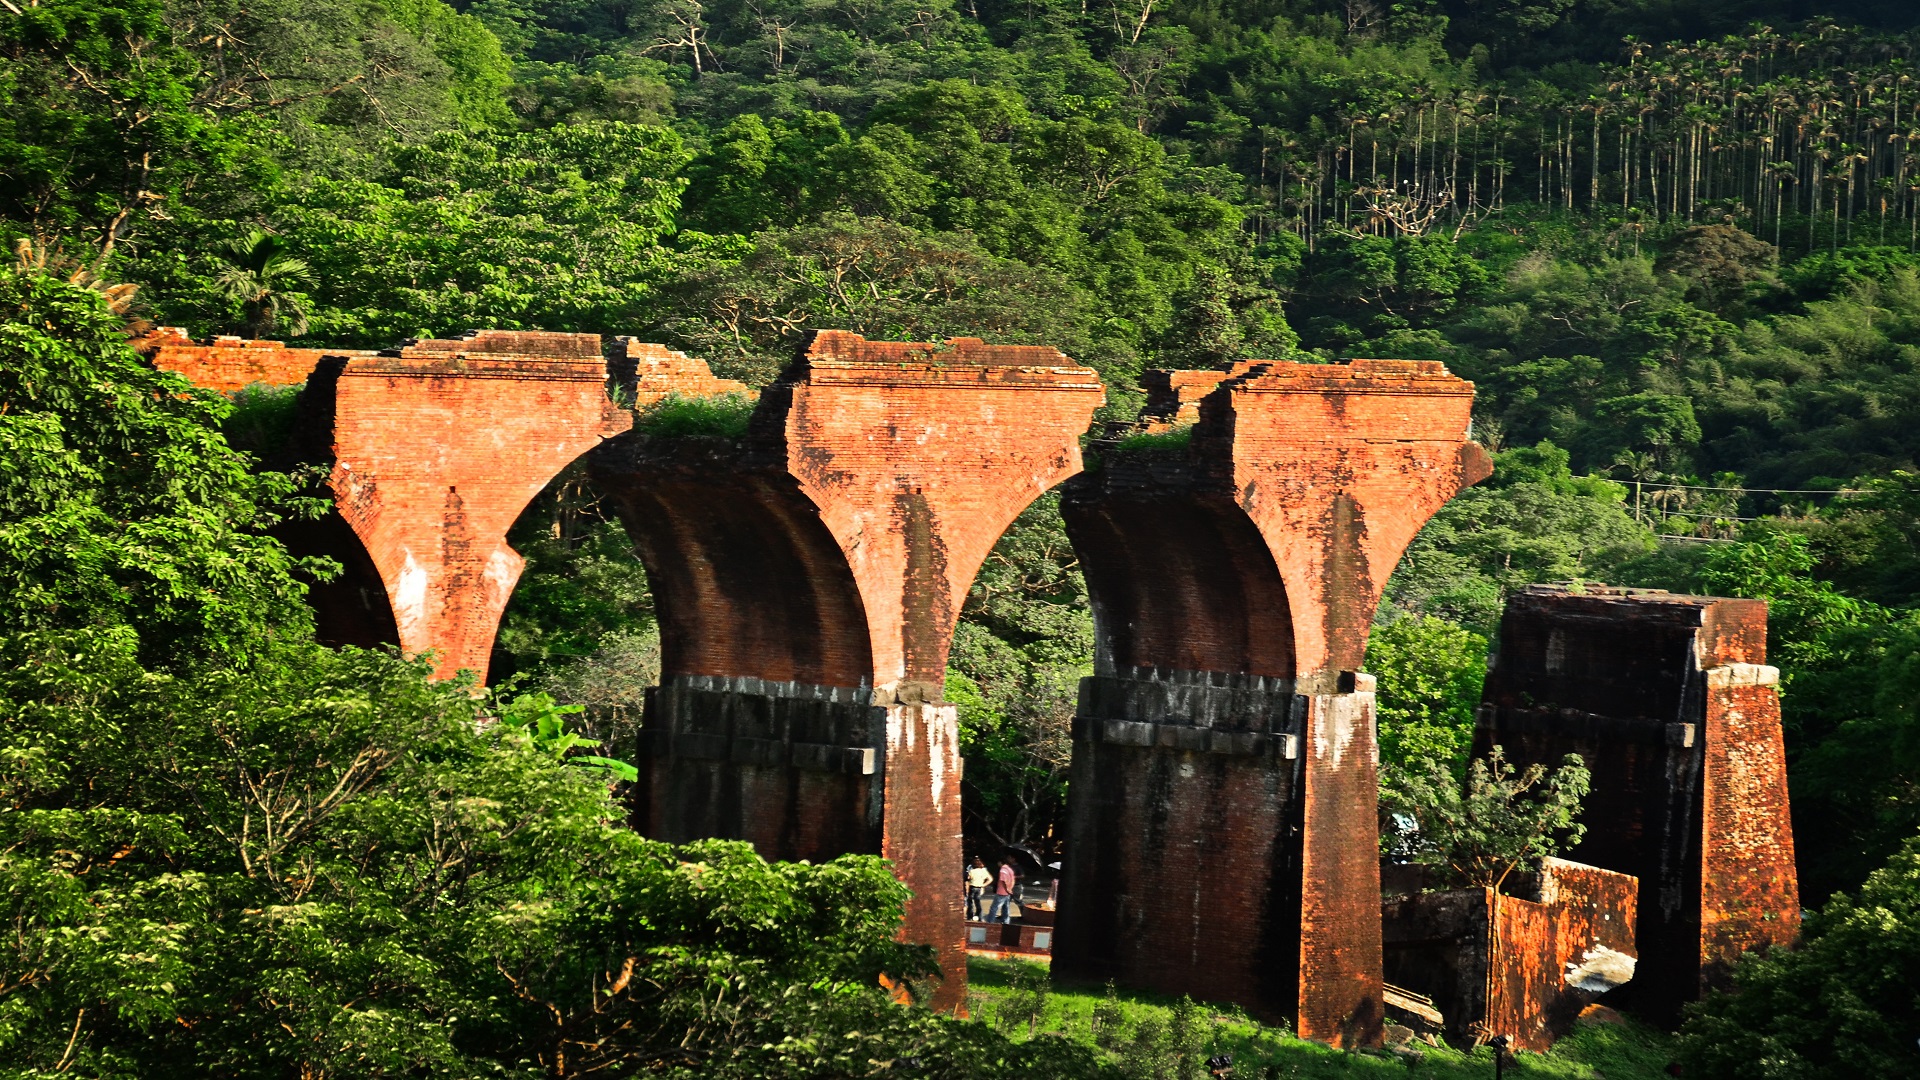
[1383, 745, 1591, 892]
[634, 390, 758, 439]
[1112, 423, 1193, 457]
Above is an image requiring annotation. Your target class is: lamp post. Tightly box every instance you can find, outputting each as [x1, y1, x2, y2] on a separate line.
[1489, 1034, 1511, 1080]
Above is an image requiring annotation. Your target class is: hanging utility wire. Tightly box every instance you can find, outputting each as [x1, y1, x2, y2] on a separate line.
[1607, 480, 1865, 495]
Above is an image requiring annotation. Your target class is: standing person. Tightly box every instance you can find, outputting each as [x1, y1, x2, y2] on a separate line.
[965, 857, 992, 921]
[989, 857, 1016, 924]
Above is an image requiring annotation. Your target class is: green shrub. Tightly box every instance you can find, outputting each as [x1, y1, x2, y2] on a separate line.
[222, 382, 305, 459]
[634, 390, 758, 440]
[0, 630, 1113, 1078]
[1383, 746, 1591, 890]
[1677, 834, 1920, 1079]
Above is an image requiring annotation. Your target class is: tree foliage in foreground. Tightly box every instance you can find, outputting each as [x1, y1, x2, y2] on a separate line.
[0, 266, 314, 664]
[0, 632, 1116, 1078]
[1678, 833, 1920, 1080]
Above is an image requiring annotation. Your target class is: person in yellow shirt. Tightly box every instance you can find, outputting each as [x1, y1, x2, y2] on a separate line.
[965, 857, 992, 921]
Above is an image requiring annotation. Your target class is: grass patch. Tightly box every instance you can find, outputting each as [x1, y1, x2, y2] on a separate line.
[1113, 424, 1193, 456]
[964, 957, 1677, 1080]
[633, 391, 757, 440]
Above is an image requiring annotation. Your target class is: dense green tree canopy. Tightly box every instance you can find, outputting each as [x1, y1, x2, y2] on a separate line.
[0, 268, 312, 663]
[15, 0, 1920, 1065]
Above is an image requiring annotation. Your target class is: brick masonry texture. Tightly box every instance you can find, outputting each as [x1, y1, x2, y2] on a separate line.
[313, 331, 635, 682]
[1057, 359, 1490, 1047]
[1383, 858, 1639, 1051]
[1475, 586, 1800, 1025]
[140, 326, 374, 390]
[148, 329, 747, 684]
[590, 332, 1105, 1014]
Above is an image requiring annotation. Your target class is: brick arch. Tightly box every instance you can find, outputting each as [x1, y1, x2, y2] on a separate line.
[590, 332, 1108, 1016]
[1062, 488, 1295, 679]
[1055, 359, 1490, 1048]
[589, 445, 875, 690]
[280, 511, 402, 651]
[142, 329, 752, 683]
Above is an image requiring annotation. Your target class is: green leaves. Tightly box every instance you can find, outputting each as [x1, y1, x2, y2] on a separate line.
[1679, 834, 1920, 1079]
[633, 390, 759, 440]
[1384, 746, 1592, 892]
[1386, 441, 1652, 632]
[658, 216, 1102, 386]
[281, 122, 691, 345]
[1366, 614, 1488, 787]
[493, 689, 639, 783]
[0, 267, 313, 664]
[0, 630, 1072, 1077]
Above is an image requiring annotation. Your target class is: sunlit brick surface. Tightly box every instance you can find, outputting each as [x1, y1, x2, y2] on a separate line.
[141, 326, 372, 391]
[1384, 858, 1639, 1051]
[1476, 587, 1800, 1024]
[1057, 359, 1489, 1047]
[592, 332, 1105, 1014]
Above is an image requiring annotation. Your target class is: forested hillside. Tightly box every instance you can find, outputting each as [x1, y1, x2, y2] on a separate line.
[8, 1, 1920, 1076]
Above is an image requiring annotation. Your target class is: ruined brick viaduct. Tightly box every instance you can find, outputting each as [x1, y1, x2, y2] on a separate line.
[146, 328, 1493, 1037]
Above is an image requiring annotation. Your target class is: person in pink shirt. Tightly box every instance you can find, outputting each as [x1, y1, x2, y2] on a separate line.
[988, 858, 1016, 923]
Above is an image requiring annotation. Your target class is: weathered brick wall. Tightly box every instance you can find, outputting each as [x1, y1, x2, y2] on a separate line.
[635, 678, 882, 859]
[315, 332, 634, 681]
[1296, 681, 1386, 1046]
[1487, 859, 1640, 1051]
[1058, 670, 1302, 1013]
[1058, 359, 1487, 1047]
[1699, 664, 1800, 986]
[1381, 884, 1489, 1044]
[1383, 859, 1639, 1052]
[775, 332, 1106, 688]
[151, 329, 752, 685]
[592, 332, 1105, 1014]
[1140, 369, 1231, 426]
[140, 327, 373, 390]
[1476, 587, 1798, 1024]
[610, 338, 754, 403]
[1211, 359, 1491, 676]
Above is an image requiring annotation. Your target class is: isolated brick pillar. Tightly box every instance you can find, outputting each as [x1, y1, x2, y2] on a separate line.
[1475, 587, 1800, 1025]
[590, 333, 1105, 1013]
[1057, 359, 1489, 1046]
